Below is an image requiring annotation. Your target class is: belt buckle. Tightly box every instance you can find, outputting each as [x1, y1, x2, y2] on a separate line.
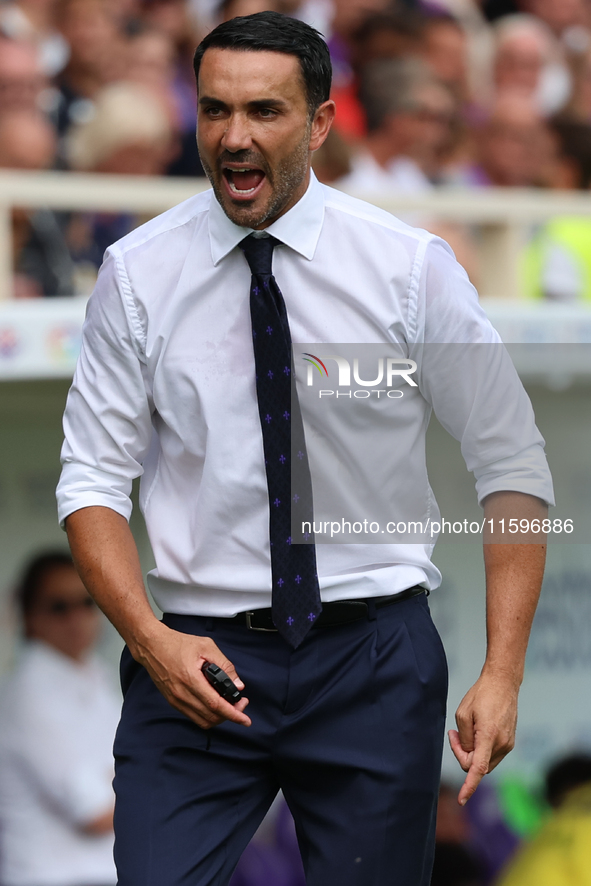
[245, 611, 278, 632]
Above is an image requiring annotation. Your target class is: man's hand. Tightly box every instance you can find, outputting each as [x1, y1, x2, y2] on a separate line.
[65, 507, 251, 731]
[134, 621, 251, 730]
[448, 670, 519, 806]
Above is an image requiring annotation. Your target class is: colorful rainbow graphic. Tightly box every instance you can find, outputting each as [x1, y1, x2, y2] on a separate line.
[302, 353, 329, 377]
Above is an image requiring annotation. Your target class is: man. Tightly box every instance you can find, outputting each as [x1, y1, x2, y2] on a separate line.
[0, 552, 119, 886]
[56, 12, 553, 886]
[337, 56, 455, 193]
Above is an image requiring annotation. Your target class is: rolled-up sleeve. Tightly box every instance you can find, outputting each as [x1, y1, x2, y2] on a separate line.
[415, 238, 555, 507]
[56, 249, 153, 527]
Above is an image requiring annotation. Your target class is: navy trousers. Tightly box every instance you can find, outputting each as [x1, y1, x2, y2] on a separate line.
[113, 594, 448, 886]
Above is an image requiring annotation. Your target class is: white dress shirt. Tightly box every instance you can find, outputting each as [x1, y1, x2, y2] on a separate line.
[56, 173, 554, 616]
[0, 642, 120, 886]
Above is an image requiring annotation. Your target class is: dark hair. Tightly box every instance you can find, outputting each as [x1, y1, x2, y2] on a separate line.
[15, 550, 75, 618]
[545, 753, 591, 808]
[193, 11, 332, 116]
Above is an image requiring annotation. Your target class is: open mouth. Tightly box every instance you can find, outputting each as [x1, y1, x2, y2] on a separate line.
[222, 166, 266, 198]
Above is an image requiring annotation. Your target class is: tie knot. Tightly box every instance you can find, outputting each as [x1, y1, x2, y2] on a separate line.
[239, 234, 279, 277]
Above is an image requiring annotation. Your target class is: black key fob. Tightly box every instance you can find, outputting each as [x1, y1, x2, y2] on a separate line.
[201, 661, 242, 705]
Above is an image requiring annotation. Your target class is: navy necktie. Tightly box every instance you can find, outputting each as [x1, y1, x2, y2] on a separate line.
[239, 233, 321, 648]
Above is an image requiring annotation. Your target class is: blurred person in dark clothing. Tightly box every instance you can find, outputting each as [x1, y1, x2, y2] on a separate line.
[431, 783, 485, 886]
[0, 551, 120, 886]
[0, 109, 75, 297]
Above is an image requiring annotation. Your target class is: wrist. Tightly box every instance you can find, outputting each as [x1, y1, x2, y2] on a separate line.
[127, 616, 169, 666]
[480, 661, 523, 690]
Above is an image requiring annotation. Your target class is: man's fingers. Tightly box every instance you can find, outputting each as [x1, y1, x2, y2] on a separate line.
[171, 680, 252, 729]
[454, 706, 476, 754]
[457, 742, 491, 806]
[448, 729, 473, 772]
[216, 656, 245, 691]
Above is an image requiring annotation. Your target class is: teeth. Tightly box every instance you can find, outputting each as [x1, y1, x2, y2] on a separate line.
[229, 181, 257, 194]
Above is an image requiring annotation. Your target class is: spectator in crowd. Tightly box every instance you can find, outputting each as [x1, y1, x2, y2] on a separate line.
[336, 56, 456, 193]
[422, 13, 471, 105]
[66, 80, 173, 174]
[522, 117, 591, 302]
[326, 0, 391, 141]
[519, 0, 591, 39]
[349, 8, 424, 69]
[459, 91, 553, 186]
[336, 54, 478, 280]
[0, 109, 75, 297]
[0, 551, 120, 886]
[126, 25, 205, 175]
[0, 0, 69, 76]
[0, 37, 48, 115]
[496, 754, 591, 886]
[64, 81, 174, 273]
[53, 0, 125, 137]
[138, 0, 204, 175]
[492, 14, 571, 116]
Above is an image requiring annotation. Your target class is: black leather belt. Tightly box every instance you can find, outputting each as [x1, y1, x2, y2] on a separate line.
[226, 585, 427, 632]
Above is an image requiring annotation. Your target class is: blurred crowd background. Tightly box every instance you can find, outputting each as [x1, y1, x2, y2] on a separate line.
[4, 0, 591, 299]
[1, 2, 591, 886]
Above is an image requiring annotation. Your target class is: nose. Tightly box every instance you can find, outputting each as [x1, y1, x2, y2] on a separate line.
[221, 113, 252, 153]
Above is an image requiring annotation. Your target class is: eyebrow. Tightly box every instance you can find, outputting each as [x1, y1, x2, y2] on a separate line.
[198, 96, 289, 110]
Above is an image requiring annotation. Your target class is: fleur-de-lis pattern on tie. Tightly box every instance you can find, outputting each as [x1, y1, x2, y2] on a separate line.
[239, 233, 321, 648]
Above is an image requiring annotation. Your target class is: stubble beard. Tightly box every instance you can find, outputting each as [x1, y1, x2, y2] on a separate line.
[200, 126, 312, 229]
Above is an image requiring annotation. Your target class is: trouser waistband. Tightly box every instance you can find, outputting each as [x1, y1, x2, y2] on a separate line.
[164, 585, 427, 633]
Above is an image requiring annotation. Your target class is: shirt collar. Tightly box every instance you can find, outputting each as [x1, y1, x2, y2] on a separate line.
[208, 170, 325, 265]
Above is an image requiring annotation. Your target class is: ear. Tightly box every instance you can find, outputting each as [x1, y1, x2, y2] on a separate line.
[309, 100, 336, 153]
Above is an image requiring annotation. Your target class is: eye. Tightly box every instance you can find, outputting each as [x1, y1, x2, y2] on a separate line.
[258, 108, 277, 119]
[204, 106, 224, 118]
